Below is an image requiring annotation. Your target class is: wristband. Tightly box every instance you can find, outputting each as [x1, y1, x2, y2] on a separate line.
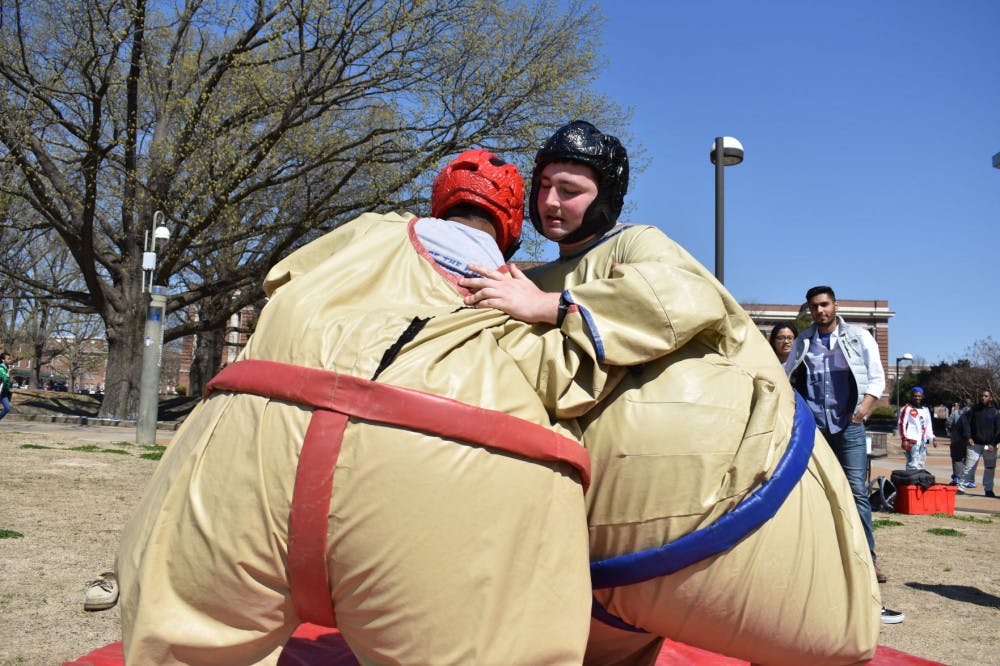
[555, 293, 569, 327]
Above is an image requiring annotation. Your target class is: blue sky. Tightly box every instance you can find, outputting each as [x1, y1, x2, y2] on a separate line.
[586, 0, 999, 365]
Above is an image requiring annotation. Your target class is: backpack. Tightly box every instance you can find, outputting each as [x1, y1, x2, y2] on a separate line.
[869, 476, 896, 513]
[889, 468, 936, 491]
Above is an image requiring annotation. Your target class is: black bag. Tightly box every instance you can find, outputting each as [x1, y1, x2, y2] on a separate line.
[869, 476, 896, 513]
[890, 468, 936, 491]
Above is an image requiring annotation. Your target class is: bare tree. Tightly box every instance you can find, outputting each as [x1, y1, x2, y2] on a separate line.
[55, 314, 106, 391]
[0, 226, 90, 387]
[1, 0, 630, 419]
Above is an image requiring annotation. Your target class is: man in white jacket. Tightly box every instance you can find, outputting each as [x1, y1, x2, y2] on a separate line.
[898, 386, 936, 470]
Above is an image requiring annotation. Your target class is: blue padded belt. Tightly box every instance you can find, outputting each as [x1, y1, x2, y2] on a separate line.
[590, 393, 816, 630]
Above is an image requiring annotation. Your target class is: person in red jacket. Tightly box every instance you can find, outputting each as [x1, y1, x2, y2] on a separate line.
[898, 386, 936, 470]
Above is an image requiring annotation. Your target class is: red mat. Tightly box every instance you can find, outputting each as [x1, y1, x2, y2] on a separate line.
[63, 623, 946, 665]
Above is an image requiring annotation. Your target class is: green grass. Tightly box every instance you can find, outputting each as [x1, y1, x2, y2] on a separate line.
[0, 528, 24, 539]
[67, 444, 133, 455]
[139, 445, 166, 461]
[873, 518, 904, 529]
[927, 527, 964, 537]
[19, 440, 162, 459]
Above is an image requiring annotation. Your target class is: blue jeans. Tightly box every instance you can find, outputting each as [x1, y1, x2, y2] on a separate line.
[0, 395, 10, 420]
[904, 441, 927, 471]
[821, 422, 875, 560]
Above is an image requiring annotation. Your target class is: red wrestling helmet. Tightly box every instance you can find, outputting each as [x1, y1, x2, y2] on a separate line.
[431, 149, 525, 258]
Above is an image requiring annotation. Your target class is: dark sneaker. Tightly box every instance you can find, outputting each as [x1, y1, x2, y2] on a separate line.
[986, 490, 997, 498]
[874, 562, 888, 584]
[84, 572, 119, 611]
[881, 606, 905, 624]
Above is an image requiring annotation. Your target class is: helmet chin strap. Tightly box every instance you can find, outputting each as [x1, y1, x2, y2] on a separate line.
[556, 208, 612, 246]
[502, 236, 521, 261]
[558, 222, 599, 246]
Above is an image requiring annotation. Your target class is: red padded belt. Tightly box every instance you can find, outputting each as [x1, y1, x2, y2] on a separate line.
[205, 360, 590, 488]
[287, 409, 346, 627]
[205, 360, 591, 627]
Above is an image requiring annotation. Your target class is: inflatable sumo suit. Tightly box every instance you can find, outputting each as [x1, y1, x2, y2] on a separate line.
[117, 212, 617, 665]
[528, 223, 882, 666]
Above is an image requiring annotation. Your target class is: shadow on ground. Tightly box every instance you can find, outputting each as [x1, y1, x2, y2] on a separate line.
[11, 389, 199, 422]
[905, 582, 1000, 609]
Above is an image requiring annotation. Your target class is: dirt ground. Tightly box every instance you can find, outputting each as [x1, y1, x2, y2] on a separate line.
[0, 423, 998, 666]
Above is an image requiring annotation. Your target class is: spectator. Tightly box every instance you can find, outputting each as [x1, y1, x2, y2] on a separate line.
[768, 322, 797, 365]
[0, 352, 12, 422]
[898, 386, 935, 470]
[957, 389, 999, 498]
[786, 285, 903, 623]
[946, 399, 972, 484]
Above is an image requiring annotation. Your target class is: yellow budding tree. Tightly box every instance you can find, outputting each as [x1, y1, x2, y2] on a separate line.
[0, 0, 630, 419]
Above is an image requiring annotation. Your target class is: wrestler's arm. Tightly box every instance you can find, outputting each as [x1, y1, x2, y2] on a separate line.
[465, 227, 730, 367]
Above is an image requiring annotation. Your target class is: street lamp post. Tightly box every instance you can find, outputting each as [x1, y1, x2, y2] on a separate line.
[895, 352, 914, 408]
[710, 137, 744, 284]
[137, 211, 171, 446]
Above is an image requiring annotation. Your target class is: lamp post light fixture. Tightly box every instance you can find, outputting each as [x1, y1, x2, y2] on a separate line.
[895, 352, 914, 408]
[710, 136, 744, 284]
[137, 211, 171, 446]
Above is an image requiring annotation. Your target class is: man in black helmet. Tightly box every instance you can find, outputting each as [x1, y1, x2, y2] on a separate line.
[458, 121, 883, 666]
[459, 119, 728, 371]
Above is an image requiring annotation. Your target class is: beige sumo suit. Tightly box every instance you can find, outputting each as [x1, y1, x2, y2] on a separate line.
[117, 213, 610, 665]
[529, 224, 882, 666]
[118, 211, 880, 666]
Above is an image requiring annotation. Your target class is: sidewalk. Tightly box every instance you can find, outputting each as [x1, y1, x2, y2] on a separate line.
[869, 431, 999, 515]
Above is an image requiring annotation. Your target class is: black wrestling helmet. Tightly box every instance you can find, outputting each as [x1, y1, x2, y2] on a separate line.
[528, 120, 629, 244]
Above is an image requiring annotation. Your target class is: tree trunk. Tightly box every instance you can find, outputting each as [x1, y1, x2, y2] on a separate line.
[98, 309, 145, 420]
[188, 327, 226, 397]
[32, 341, 45, 389]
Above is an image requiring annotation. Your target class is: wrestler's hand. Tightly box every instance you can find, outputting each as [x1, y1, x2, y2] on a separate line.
[459, 263, 561, 324]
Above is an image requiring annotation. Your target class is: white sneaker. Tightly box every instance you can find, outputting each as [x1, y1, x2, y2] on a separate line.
[84, 571, 119, 611]
[881, 606, 905, 624]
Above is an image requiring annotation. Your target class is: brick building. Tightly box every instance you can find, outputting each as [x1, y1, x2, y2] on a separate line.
[177, 305, 260, 392]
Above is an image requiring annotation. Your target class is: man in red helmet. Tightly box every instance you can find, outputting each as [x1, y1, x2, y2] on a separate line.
[117, 149, 601, 665]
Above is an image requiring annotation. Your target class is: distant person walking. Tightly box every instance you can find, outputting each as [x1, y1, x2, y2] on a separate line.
[946, 399, 972, 484]
[768, 322, 797, 365]
[0, 352, 13, 421]
[958, 389, 999, 498]
[898, 387, 935, 470]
